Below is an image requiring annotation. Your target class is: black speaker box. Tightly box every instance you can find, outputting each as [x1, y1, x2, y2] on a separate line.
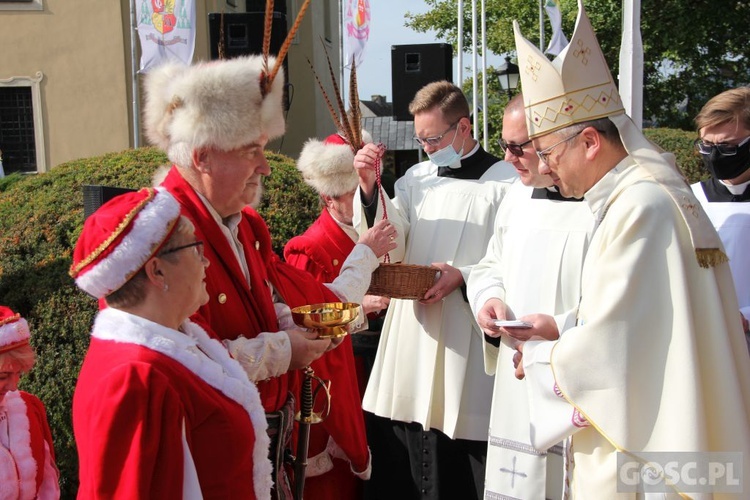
[83, 185, 137, 220]
[391, 43, 453, 121]
[208, 10, 290, 109]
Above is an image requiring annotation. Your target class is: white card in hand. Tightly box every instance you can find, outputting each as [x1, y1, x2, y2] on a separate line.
[494, 320, 532, 328]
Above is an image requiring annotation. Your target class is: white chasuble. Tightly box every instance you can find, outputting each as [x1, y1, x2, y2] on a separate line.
[524, 161, 750, 499]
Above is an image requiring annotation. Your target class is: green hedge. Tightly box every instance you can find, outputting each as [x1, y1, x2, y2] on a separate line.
[644, 127, 707, 184]
[0, 148, 318, 498]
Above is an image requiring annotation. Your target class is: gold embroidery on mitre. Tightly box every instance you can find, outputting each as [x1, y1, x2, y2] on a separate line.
[523, 55, 542, 82]
[573, 39, 591, 65]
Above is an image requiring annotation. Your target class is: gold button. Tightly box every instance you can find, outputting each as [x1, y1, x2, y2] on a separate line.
[333, 259, 339, 266]
[218, 293, 227, 304]
[255, 241, 260, 250]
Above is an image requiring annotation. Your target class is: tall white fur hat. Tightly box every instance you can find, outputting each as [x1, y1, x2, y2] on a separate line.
[296, 131, 372, 197]
[513, 0, 624, 139]
[143, 55, 286, 152]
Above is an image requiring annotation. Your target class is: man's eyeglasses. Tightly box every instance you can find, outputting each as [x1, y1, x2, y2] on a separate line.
[498, 137, 533, 157]
[159, 240, 204, 258]
[694, 136, 750, 156]
[535, 130, 584, 164]
[414, 120, 460, 147]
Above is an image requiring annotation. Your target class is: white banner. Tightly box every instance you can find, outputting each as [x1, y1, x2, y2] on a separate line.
[345, 0, 371, 68]
[544, 0, 568, 56]
[138, 0, 196, 71]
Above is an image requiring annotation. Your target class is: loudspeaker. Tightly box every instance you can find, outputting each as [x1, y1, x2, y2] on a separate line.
[83, 185, 137, 220]
[208, 9, 289, 109]
[391, 43, 453, 121]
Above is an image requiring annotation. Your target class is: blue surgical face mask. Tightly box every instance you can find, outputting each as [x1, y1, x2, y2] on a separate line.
[427, 127, 464, 167]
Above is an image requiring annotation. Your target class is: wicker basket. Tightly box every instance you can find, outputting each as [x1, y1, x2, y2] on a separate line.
[367, 263, 438, 300]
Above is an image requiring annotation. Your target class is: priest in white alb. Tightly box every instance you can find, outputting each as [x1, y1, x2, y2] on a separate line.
[467, 93, 594, 500]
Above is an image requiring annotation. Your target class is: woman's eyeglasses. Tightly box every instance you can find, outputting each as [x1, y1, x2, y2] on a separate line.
[497, 137, 533, 157]
[159, 240, 204, 258]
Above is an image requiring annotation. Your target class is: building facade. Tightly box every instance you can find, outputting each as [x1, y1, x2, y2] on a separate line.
[0, 0, 341, 174]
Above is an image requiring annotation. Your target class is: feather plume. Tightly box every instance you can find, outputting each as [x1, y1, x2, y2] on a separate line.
[320, 42, 354, 146]
[265, 0, 311, 93]
[306, 57, 345, 134]
[348, 58, 363, 148]
[261, 0, 274, 79]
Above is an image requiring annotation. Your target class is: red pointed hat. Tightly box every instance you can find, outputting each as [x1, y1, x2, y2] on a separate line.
[69, 187, 181, 299]
[0, 306, 30, 354]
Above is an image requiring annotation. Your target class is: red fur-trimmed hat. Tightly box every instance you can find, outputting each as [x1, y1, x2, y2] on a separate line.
[0, 306, 30, 354]
[296, 130, 372, 198]
[69, 187, 181, 299]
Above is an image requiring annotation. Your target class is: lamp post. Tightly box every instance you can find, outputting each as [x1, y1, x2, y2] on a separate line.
[497, 56, 520, 99]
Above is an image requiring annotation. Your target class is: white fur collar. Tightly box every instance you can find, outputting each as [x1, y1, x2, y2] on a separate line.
[92, 308, 272, 499]
[0, 392, 37, 500]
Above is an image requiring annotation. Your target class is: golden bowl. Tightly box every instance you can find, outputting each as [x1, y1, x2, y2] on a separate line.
[291, 302, 360, 338]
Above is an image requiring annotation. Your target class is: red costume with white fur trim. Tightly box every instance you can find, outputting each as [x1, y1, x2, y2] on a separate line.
[74, 308, 270, 499]
[0, 391, 59, 500]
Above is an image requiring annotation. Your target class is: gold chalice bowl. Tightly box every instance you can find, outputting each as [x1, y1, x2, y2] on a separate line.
[291, 302, 360, 339]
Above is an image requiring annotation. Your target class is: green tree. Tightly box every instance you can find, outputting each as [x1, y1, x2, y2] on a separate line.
[406, 0, 750, 130]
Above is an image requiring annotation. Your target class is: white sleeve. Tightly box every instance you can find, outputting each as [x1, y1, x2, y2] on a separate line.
[224, 331, 292, 382]
[325, 244, 379, 303]
[523, 340, 587, 451]
[38, 439, 61, 500]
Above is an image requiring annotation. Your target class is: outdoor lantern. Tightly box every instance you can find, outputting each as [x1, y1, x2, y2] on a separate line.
[497, 56, 520, 98]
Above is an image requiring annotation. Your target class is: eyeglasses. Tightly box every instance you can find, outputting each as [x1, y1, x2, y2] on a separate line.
[535, 130, 584, 164]
[694, 136, 750, 156]
[414, 120, 460, 147]
[498, 137, 533, 157]
[159, 240, 204, 258]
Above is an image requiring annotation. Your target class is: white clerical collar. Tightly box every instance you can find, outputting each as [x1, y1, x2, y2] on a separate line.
[442, 141, 481, 170]
[720, 178, 750, 195]
[583, 156, 635, 225]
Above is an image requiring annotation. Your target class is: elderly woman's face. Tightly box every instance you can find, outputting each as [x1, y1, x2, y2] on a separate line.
[159, 230, 210, 322]
[0, 369, 21, 403]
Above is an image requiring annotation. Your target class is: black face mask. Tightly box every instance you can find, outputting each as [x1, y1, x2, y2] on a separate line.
[701, 140, 750, 180]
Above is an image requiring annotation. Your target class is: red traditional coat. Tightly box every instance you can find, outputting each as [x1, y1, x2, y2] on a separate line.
[73, 309, 270, 499]
[162, 167, 339, 413]
[284, 209, 370, 500]
[0, 391, 59, 500]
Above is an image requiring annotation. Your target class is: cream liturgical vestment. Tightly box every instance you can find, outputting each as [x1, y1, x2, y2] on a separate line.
[357, 155, 517, 440]
[468, 180, 594, 499]
[523, 159, 750, 499]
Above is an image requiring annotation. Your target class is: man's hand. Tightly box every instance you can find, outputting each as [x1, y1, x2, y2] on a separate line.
[420, 262, 463, 305]
[503, 313, 560, 342]
[477, 298, 510, 337]
[354, 143, 384, 201]
[362, 294, 390, 316]
[358, 219, 398, 258]
[287, 329, 332, 370]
